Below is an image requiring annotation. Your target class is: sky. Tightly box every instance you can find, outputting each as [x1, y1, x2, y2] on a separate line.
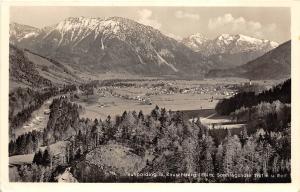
[10, 6, 290, 43]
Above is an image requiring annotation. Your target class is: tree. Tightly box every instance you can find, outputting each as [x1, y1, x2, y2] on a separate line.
[196, 134, 215, 176]
[138, 110, 144, 121]
[75, 148, 81, 159]
[221, 132, 242, 175]
[33, 150, 43, 165]
[182, 137, 197, 173]
[239, 127, 248, 147]
[42, 148, 51, 166]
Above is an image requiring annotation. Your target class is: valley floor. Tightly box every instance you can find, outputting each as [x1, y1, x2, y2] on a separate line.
[9, 77, 289, 182]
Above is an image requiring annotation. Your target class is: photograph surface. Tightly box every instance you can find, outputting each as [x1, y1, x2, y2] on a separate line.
[8, 6, 291, 183]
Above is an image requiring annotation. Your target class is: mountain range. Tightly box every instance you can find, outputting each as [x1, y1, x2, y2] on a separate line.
[182, 33, 278, 68]
[206, 40, 291, 80]
[10, 17, 213, 78]
[10, 16, 290, 79]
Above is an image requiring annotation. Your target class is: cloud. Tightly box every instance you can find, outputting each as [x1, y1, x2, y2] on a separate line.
[208, 13, 277, 39]
[175, 10, 200, 20]
[137, 9, 182, 41]
[137, 9, 162, 29]
[163, 31, 182, 41]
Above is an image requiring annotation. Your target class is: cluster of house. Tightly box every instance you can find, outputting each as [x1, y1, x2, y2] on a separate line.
[109, 91, 152, 105]
[145, 84, 237, 97]
[91, 81, 238, 105]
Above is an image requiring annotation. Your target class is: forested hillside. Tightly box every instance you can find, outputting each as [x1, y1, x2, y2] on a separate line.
[9, 85, 77, 140]
[10, 44, 82, 91]
[10, 96, 291, 182]
[215, 79, 290, 116]
[10, 44, 52, 89]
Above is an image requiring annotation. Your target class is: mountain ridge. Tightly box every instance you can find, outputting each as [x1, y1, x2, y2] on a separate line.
[182, 33, 279, 68]
[10, 17, 284, 79]
[10, 17, 213, 77]
[205, 40, 291, 80]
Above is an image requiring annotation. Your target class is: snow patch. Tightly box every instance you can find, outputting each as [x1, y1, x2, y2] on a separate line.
[236, 34, 262, 44]
[101, 37, 105, 50]
[152, 48, 178, 72]
[21, 32, 38, 40]
[137, 54, 146, 65]
[270, 41, 279, 48]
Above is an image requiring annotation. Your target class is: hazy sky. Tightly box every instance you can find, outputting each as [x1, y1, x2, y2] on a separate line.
[10, 6, 290, 43]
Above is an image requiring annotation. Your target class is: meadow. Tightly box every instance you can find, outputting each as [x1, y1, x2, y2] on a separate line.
[72, 78, 271, 128]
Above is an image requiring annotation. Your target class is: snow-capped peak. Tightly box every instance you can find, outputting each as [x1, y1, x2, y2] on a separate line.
[217, 34, 231, 40]
[182, 33, 209, 51]
[234, 34, 278, 48]
[189, 33, 207, 39]
[236, 34, 259, 42]
[55, 17, 102, 33]
[39, 17, 124, 46]
[269, 41, 279, 48]
[182, 33, 279, 56]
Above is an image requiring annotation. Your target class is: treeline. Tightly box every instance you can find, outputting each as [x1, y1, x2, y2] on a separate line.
[14, 148, 54, 182]
[41, 100, 290, 182]
[231, 101, 291, 134]
[9, 87, 58, 138]
[79, 81, 97, 98]
[9, 96, 81, 156]
[9, 164, 52, 182]
[43, 97, 82, 145]
[33, 148, 51, 166]
[10, 98, 290, 182]
[215, 79, 291, 115]
[9, 130, 43, 156]
[9, 44, 52, 88]
[9, 85, 77, 138]
[67, 106, 290, 182]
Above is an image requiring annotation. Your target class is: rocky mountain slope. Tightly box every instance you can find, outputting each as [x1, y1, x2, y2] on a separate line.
[10, 22, 40, 45]
[10, 17, 214, 77]
[181, 33, 209, 51]
[10, 18, 283, 78]
[182, 33, 278, 68]
[205, 40, 291, 80]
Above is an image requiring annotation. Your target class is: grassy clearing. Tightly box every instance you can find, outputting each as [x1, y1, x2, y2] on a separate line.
[75, 92, 219, 120]
[9, 154, 34, 165]
[74, 78, 269, 127]
[85, 143, 145, 174]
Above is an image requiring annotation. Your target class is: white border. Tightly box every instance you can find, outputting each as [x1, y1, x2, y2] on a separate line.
[1, 1, 299, 192]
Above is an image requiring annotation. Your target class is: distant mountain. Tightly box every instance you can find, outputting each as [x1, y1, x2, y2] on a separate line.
[181, 33, 209, 51]
[182, 33, 278, 68]
[9, 44, 81, 90]
[10, 23, 40, 47]
[10, 17, 214, 77]
[205, 40, 291, 80]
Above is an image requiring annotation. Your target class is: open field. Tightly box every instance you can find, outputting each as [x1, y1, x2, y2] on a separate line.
[75, 78, 232, 123]
[9, 154, 34, 166]
[76, 91, 219, 120]
[75, 78, 275, 128]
